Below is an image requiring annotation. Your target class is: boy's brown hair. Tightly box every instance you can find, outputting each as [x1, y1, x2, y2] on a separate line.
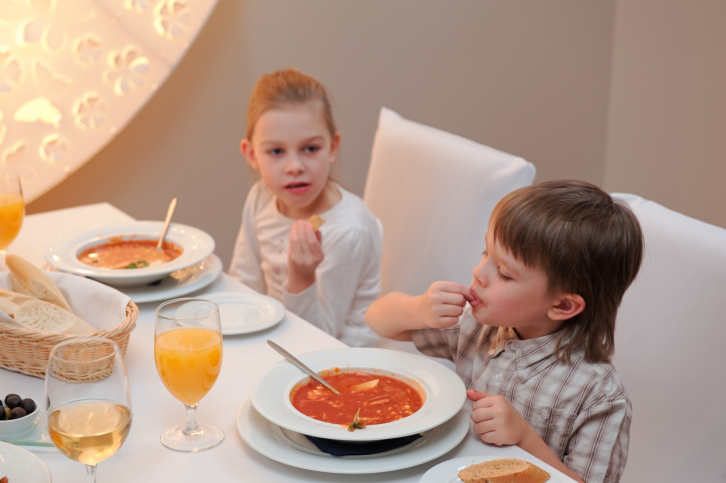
[489, 179, 644, 363]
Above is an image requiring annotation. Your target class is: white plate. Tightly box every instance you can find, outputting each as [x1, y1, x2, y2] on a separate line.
[249, 348, 467, 441]
[420, 455, 563, 483]
[237, 398, 469, 474]
[121, 254, 223, 304]
[45, 221, 215, 286]
[202, 292, 285, 335]
[0, 441, 52, 482]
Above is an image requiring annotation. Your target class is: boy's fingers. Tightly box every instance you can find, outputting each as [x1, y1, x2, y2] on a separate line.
[467, 389, 489, 401]
[439, 281, 474, 300]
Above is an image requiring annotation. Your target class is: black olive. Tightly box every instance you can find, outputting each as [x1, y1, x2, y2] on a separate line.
[4, 394, 19, 403]
[22, 398, 36, 414]
[0, 407, 5, 420]
[5, 395, 22, 409]
[9, 407, 26, 419]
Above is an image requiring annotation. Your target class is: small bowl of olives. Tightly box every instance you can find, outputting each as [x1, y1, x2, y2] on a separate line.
[0, 393, 39, 438]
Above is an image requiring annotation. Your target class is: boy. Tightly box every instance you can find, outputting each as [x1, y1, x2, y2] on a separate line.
[365, 180, 643, 483]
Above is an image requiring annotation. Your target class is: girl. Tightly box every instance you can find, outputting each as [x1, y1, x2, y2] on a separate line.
[229, 68, 382, 347]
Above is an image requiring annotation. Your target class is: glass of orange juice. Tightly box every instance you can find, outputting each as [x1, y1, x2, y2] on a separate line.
[45, 337, 133, 483]
[154, 298, 224, 452]
[0, 170, 24, 270]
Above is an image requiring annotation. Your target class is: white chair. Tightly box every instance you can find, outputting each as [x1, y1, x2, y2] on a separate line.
[363, 108, 535, 357]
[612, 194, 726, 482]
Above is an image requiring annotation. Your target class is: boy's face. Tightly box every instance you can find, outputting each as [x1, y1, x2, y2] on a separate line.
[468, 231, 565, 340]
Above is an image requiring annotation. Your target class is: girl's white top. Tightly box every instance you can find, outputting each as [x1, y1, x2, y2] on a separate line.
[229, 181, 383, 347]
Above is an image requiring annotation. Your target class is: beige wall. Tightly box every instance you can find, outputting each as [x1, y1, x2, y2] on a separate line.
[604, 0, 726, 229]
[33, 0, 726, 270]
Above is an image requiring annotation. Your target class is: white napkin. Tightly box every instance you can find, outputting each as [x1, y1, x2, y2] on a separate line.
[0, 272, 131, 331]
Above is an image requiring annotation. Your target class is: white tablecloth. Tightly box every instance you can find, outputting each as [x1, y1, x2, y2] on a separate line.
[1, 203, 575, 482]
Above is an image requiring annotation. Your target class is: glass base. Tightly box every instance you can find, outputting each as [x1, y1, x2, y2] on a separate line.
[160, 423, 225, 452]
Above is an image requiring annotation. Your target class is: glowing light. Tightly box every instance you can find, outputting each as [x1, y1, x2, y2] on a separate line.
[14, 97, 63, 128]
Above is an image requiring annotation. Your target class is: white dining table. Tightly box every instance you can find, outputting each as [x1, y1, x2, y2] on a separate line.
[1, 203, 576, 483]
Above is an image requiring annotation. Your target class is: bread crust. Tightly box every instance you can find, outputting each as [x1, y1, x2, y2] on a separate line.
[457, 458, 550, 483]
[6, 255, 73, 312]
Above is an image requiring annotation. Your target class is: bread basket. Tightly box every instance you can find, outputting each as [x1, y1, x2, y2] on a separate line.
[0, 301, 137, 379]
[0, 270, 138, 379]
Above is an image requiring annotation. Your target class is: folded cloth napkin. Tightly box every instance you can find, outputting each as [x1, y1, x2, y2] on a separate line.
[304, 433, 422, 456]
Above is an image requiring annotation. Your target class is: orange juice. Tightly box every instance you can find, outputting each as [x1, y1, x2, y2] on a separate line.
[0, 193, 24, 249]
[154, 327, 222, 406]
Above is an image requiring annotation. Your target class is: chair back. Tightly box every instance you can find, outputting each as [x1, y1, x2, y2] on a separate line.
[363, 108, 536, 296]
[612, 193, 726, 482]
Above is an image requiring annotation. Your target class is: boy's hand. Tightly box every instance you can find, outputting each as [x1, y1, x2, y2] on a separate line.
[287, 220, 324, 293]
[467, 389, 532, 446]
[418, 281, 472, 329]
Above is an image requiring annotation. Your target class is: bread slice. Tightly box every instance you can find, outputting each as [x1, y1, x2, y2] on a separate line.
[308, 214, 325, 232]
[457, 458, 550, 483]
[0, 297, 20, 317]
[0, 288, 37, 305]
[6, 255, 73, 313]
[14, 300, 96, 335]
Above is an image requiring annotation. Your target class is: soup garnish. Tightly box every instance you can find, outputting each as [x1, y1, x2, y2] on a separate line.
[290, 370, 423, 428]
[78, 238, 183, 269]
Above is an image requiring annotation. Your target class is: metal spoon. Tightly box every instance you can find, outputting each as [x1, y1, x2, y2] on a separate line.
[156, 197, 177, 251]
[267, 340, 341, 394]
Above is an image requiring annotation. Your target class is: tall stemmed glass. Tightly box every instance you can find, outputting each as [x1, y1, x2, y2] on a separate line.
[45, 337, 133, 483]
[0, 170, 24, 270]
[154, 298, 224, 452]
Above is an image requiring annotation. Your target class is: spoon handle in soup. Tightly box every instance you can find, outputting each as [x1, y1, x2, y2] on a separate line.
[156, 197, 177, 250]
[267, 340, 341, 394]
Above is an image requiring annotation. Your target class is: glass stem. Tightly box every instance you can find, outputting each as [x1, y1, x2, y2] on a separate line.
[86, 464, 96, 483]
[183, 404, 201, 435]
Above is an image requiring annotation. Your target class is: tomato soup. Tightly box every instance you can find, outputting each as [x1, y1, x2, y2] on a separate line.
[290, 370, 424, 426]
[78, 238, 183, 269]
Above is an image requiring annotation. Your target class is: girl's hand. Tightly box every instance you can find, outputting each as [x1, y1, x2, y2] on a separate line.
[287, 220, 324, 293]
[418, 281, 472, 329]
[467, 389, 532, 446]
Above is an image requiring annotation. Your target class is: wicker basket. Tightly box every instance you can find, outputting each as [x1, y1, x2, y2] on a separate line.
[0, 300, 138, 379]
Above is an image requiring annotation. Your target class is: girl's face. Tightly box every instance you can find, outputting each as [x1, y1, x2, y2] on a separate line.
[241, 102, 340, 219]
[468, 230, 565, 340]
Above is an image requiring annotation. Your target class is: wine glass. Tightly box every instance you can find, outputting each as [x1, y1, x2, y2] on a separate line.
[0, 169, 24, 270]
[154, 298, 224, 451]
[45, 337, 133, 483]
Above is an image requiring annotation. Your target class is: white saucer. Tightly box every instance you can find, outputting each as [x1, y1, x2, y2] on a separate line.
[202, 292, 285, 335]
[121, 254, 223, 304]
[420, 455, 563, 483]
[236, 398, 469, 474]
[0, 441, 52, 482]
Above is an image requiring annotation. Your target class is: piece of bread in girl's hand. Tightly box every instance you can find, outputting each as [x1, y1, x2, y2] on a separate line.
[308, 214, 325, 232]
[5, 255, 73, 313]
[457, 458, 550, 483]
[14, 300, 96, 335]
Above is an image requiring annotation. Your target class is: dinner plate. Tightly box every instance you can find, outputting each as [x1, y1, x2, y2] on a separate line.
[120, 254, 223, 304]
[202, 292, 285, 335]
[0, 441, 52, 482]
[249, 348, 467, 441]
[237, 398, 469, 474]
[45, 221, 215, 286]
[420, 455, 563, 483]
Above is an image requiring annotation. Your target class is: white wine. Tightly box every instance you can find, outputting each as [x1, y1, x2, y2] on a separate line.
[48, 400, 132, 465]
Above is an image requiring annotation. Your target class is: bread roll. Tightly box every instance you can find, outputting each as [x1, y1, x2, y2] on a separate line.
[0, 297, 20, 317]
[6, 255, 73, 312]
[457, 458, 550, 483]
[0, 288, 37, 305]
[14, 300, 96, 335]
